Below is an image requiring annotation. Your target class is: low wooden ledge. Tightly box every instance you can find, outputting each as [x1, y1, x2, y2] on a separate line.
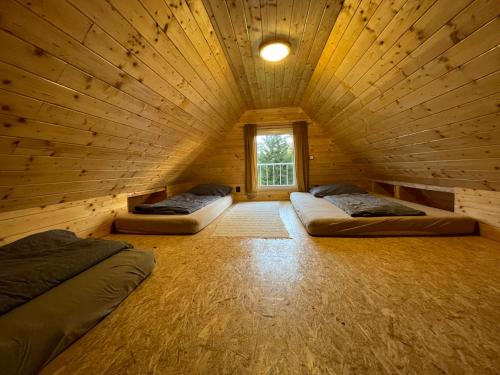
[126, 187, 167, 212]
[126, 187, 166, 197]
[369, 179, 456, 212]
[369, 179, 455, 193]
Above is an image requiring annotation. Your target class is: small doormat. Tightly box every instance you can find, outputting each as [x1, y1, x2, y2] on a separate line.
[212, 202, 290, 238]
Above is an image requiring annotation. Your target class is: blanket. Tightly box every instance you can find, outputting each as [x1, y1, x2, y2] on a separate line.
[133, 193, 220, 215]
[324, 194, 426, 217]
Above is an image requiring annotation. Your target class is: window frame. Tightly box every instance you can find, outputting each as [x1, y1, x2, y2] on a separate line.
[256, 128, 297, 191]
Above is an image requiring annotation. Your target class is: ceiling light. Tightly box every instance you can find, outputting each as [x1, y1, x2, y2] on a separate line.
[259, 41, 290, 62]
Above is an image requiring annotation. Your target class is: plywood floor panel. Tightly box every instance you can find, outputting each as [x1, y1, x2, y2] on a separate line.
[41, 202, 500, 375]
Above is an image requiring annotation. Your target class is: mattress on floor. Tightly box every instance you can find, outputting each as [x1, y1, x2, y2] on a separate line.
[290, 192, 477, 236]
[0, 229, 133, 315]
[114, 194, 233, 234]
[0, 249, 154, 375]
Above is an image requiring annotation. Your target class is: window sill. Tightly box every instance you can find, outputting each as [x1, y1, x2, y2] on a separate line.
[257, 186, 297, 191]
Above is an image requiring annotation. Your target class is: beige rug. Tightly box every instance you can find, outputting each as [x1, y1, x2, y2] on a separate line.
[212, 202, 290, 238]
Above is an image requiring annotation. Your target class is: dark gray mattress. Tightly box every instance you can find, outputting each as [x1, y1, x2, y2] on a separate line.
[0, 230, 132, 314]
[133, 193, 220, 215]
[0, 249, 154, 375]
[324, 194, 426, 217]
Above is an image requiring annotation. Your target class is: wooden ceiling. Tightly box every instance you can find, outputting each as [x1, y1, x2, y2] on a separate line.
[0, 0, 499, 213]
[199, 0, 499, 191]
[203, 0, 344, 108]
[302, 0, 500, 191]
[0, 0, 244, 211]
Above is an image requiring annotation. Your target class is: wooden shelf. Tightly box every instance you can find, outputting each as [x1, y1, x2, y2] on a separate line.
[127, 188, 166, 212]
[370, 179, 455, 193]
[370, 179, 455, 212]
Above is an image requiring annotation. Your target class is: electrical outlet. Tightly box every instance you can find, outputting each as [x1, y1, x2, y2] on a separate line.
[309, 155, 314, 160]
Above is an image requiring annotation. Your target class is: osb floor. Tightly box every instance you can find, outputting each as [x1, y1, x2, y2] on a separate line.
[42, 202, 500, 375]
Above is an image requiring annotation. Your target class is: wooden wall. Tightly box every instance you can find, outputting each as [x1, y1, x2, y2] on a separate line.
[0, 181, 198, 244]
[0, 0, 244, 213]
[455, 188, 500, 241]
[0, 193, 128, 245]
[179, 107, 367, 201]
[301, 0, 500, 191]
[1, 0, 498, 241]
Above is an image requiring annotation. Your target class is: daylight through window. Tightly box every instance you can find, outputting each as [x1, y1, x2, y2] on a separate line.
[256, 133, 295, 188]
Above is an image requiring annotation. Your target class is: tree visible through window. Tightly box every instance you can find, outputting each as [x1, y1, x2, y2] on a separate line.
[257, 133, 295, 187]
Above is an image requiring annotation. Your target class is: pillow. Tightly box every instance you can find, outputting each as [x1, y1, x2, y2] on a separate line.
[188, 183, 232, 197]
[309, 183, 367, 197]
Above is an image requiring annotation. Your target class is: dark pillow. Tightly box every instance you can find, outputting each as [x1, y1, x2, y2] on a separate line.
[188, 183, 232, 197]
[309, 183, 367, 197]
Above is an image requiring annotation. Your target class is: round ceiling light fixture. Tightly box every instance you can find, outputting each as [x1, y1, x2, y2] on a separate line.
[259, 40, 291, 62]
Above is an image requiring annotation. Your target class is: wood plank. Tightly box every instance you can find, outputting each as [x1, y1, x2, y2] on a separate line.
[370, 179, 455, 193]
[303, 0, 500, 191]
[0, 193, 128, 244]
[0, 0, 243, 212]
[203, 0, 342, 108]
[455, 188, 500, 242]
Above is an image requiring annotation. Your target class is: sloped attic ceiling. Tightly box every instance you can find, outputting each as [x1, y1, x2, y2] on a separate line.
[207, 0, 500, 191]
[203, 0, 344, 108]
[0, 0, 499, 213]
[0, 0, 245, 211]
[301, 0, 500, 191]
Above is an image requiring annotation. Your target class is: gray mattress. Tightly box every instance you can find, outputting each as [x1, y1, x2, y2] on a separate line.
[115, 194, 233, 234]
[291, 192, 477, 236]
[0, 249, 154, 375]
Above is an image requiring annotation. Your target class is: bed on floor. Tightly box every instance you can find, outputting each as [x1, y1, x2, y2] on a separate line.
[291, 188, 477, 237]
[0, 230, 154, 375]
[115, 183, 233, 234]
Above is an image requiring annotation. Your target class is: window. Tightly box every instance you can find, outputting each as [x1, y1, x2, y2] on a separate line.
[256, 131, 296, 188]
